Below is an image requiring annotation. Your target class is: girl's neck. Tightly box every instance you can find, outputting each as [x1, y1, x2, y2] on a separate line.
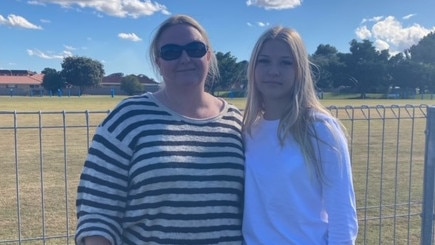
[263, 99, 287, 120]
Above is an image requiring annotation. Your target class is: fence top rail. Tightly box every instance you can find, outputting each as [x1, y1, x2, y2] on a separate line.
[326, 103, 430, 110]
[326, 104, 430, 120]
[0, 110, 111, 115]
[1, 104, 432, 114]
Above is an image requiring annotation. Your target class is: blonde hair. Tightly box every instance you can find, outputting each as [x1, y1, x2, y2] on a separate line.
[149, 15, 219, 85]
[243, 26, 347, 183]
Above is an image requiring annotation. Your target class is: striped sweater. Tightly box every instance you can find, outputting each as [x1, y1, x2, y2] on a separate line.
[75, 93, 245, 245]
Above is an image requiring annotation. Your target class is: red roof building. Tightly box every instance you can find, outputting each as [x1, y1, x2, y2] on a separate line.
[0, 70, 44, 95]
[0, 70, 159, 96]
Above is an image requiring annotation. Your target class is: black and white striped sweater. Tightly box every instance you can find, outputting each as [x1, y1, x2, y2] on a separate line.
[75, 93, 245, 245]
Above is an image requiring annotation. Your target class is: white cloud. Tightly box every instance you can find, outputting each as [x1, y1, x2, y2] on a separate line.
[246, 0, 302, 10]
[257, 21, 270, 27]
[355, 15, 435, 54]
[27, 1, 46, 6]
[27, 49, 73, 59]
[360, 16, 384, 25]
[403, 14, 415, 20]
[63, 45, 77, 50]
[40, 19, 51, 23]
[374, 39, 390, 52]
[118, 32, 142, 42]
[0, 14, 43, 30]
[355, 26, 372, 40]
[246, 21, 269, 27]
[28, 0, 170, 18]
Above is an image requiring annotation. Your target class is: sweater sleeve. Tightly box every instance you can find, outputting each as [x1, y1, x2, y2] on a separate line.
[75, 125, 132, 245]
[312, 118, 358, 245]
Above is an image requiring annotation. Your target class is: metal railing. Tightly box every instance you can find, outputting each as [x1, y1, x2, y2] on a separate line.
[0, 105, 433, 244]
[421, 106, 435, 245]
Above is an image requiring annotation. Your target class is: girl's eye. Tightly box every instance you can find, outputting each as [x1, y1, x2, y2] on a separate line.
[257, 58, 269, 64]
[282, 60, 293, 66]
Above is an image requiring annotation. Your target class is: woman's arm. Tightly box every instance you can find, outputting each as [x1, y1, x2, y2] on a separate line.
[84, 236, 112, 245]
[75, 126, 132, 245]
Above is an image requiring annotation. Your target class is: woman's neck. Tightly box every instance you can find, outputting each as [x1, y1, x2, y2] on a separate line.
[154, 89, 223, 119]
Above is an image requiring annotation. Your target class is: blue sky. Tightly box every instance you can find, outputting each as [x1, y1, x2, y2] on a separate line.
[1, 0, 434, 81]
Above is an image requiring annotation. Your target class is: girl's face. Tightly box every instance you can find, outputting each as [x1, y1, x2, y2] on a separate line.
[254, 39, 296, 103]
[157, 24, 210, 90]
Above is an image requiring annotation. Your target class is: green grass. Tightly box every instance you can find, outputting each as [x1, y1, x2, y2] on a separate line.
[230, 95, 435, 110]
[0, 95, 126, 112]
[1, 94, 433, 112]
[0, 95, 433, 244]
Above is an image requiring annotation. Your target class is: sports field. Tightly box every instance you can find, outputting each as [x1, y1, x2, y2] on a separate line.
[0, 95, 433, 111]
[0, 95, 433, 244]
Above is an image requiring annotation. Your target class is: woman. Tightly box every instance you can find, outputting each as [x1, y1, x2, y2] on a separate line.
[75, 15, 244, 245]
[242, 26, 358, 244]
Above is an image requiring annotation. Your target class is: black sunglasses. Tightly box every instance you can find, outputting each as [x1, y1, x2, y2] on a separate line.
[159, 41, 208, 61]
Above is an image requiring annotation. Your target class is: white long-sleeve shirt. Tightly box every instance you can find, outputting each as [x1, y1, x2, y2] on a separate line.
[243, 114, 358, 245]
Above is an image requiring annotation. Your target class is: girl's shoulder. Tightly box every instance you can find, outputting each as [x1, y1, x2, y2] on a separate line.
[311, 111, 338, 125]
[309, 111, 344, 133]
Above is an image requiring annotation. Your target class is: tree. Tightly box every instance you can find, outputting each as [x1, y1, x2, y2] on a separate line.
[409, 32, 435, 64]
[339, 39, 390, 98]
[120, 75, 144, 95]
[233, 60, 248, 93]
[389, 53, 417, 89]
[310, 44, 343, 90]
[212, 52, 246, 95]
[407, 32, 435, 93]
[61, 56, 105, 92]
[41, 68, 65, 93]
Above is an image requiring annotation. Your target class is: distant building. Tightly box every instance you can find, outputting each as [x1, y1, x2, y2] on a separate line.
[101, 73, 159, 89]
[0, 70, 43, 96]
[0, 70, 160, 96]
[87, 73, 160, 95]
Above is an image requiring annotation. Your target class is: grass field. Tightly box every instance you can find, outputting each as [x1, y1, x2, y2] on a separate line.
[0, 95, 433, 244]
[0, 94, 434, 112]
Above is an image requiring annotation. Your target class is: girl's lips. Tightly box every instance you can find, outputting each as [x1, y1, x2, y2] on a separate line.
[177, 68, 196, 72]
[263, 81, 282, 85]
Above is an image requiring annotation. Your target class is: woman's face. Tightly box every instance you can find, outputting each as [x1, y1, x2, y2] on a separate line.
[157, 24, 210, 90]
[254, 39, 296, 103]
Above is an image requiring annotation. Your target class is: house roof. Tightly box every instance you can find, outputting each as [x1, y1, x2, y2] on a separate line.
[0, 71, 158, 87]
[0, 74, 43, 85]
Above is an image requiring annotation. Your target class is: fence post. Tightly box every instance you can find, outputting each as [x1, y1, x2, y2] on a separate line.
[422, 106, 435, 245]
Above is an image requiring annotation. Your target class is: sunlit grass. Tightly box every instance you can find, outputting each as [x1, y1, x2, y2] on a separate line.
[0, 95, 433, 244]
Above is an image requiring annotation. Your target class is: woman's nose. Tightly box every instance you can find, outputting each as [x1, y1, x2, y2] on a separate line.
[179, 50, 191, 62]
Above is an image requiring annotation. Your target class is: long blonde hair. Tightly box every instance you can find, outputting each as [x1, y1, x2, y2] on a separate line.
[243, 26, 347, 183]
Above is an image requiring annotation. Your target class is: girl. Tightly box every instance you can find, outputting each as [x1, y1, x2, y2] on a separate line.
[242, 26, 358, 245]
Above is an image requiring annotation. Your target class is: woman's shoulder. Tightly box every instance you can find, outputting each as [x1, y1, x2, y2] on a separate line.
[118, 92, 154, 105]
[110, 92, 160, 113]
[219, 98, 242, 116]
[227, 103, 242, 114]
[100, 93, 164, 128]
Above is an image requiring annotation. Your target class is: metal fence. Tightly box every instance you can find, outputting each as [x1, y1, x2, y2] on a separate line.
[0, 105, 433, 245]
